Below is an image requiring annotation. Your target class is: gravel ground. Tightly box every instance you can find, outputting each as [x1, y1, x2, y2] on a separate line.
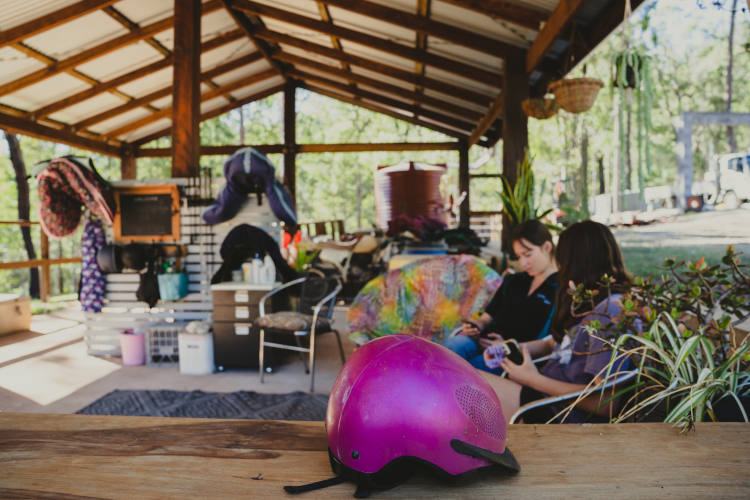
[613, 207, 750, 252]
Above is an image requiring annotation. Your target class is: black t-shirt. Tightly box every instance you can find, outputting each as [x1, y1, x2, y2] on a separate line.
[483, 272, 558, 343]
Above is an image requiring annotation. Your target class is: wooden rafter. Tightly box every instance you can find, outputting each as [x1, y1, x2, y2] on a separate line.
[316, 1, 356, 90]
[527, 0, 587, 74]
[0, 18, 172, 97]
[289, 69, 476, 134]
[71, 52, 263, 132]
[0, 1, 223, 98]
[317, 0, 516, 57]
[438, 0, 547, 31]
[28, 29, 245, 120]
[302, 83, 465, 140]
[0, 0, 119, 49]
[228, 0, 502, 85]
[137, 142, 458, 157]
[0, 111, 119, 156]
[413, 0, 430, 118]
[273, 51, 483, 122]
[105, 70, 278, 139]
[252, 27, 492, 106]
[220, 0, 287, 77]
[469, 94, 503, 146]
[131, 84, 284, 147]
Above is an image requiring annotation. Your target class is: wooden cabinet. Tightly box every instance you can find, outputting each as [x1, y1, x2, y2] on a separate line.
[211, 283, 281, 371]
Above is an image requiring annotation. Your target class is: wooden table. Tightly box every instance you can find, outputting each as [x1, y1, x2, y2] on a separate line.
[1, 414, 748, 499]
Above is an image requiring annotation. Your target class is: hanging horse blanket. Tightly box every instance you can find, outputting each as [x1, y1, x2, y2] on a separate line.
[201, 148, 297, 227]
[36, 157, 114, 238]
[79, 218, 106, 313]
[346, 254, 503, 345]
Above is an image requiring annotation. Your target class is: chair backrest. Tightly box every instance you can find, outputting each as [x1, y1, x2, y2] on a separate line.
[298, 276, 339, 319]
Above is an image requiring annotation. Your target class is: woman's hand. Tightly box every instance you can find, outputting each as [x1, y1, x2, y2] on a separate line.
[478, 332, 503, 349]
[460, 321, 482, 339]
[498, 345, 539, 386]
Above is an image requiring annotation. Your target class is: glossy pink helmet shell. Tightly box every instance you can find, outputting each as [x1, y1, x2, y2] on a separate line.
[326, 334, 518, 477]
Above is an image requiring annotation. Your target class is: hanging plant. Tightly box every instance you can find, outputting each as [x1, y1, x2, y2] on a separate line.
[547, 77, 604, 114]
[521, 96, 559, 120]
[611, 47, 654, 201]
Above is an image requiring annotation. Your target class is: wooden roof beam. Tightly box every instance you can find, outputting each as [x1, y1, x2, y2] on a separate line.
[131, 84, 284, 147]
[220, 0, 287, 77]
[28, 29, 245, 120]
[316, 1, 357, 90]
[273, 51, 483, 122]
[469, 96, 503, 146]
[438, 1, 547, 31]
[302, 83, 466, 140]
[318, 0, 516, 58]
[289, 69, 477, 134]
[71, 52, 263, 132]
[253, 27, 493, 106]
[527, 0, 587, 75]
[0, 0, 119, 49]
[0, 0, 223, 98]
[105, 70, 278, 139]
[228, 0, 502, 85]
[0, 111, 120, 156]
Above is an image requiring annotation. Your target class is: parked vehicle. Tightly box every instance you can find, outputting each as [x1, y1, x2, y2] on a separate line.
[696, 152, 750, 209]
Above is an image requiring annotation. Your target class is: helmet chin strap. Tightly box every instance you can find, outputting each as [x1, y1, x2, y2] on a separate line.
[284, 475, 346, 495]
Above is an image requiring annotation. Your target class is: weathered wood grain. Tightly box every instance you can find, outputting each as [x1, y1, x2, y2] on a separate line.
[1, 414, 748, 499]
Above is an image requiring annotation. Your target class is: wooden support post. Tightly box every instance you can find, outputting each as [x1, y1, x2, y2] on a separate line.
[120, 146, 136, 179]
[458, 139, 470, 228]
[171, 0, 201, 178]
[501, 48, 528, 252]
[283, 80, 297, 205]
[39, 230, 50, 303]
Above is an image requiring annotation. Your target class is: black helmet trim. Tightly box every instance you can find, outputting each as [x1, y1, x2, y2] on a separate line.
[284, 446, 519, 497]
[450, 439, 520, 473]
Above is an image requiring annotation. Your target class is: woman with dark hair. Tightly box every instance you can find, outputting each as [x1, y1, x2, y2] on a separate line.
[442, 219, 558, 373]
[481, 220, 633, 424]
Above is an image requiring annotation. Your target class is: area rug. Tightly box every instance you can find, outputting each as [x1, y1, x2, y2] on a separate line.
[76, 389, 329, 421]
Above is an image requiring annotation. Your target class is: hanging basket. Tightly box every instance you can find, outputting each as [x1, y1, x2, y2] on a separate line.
[547, 77, 603, 113]
[521, 97, 558, 119]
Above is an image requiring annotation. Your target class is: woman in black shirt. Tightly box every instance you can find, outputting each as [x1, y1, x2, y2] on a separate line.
[442, 219, 558, 373]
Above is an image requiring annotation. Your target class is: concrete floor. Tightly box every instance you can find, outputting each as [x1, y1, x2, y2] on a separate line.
[0, 305, 355, 414]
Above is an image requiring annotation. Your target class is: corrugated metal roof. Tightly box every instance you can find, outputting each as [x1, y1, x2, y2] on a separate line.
[0, 0, 637, 152]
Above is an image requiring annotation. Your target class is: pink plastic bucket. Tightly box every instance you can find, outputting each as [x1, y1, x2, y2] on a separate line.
[120, 332, 146, 366]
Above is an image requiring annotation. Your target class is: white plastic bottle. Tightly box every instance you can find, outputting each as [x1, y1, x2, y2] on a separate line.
[262, 255, 276, 284]
[250, 253, 263, 284]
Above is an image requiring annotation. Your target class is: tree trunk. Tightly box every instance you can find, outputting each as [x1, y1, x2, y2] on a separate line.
[726, 0, 738, 152]
[580, 121, 590, 218]
[4, 131, 40, 298]
[239, 105, 245, 145]
[597, 153, 606, 195]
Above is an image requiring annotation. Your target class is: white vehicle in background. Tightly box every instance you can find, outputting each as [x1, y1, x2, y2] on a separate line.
[698, 152, 750, 209]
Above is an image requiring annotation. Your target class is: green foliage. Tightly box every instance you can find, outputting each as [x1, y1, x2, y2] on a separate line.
[293, 246, 320, 273]
[569, 246, 750, 430]
[498, 150, 556, 230]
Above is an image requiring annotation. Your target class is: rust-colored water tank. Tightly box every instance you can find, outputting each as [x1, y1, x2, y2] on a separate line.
[374, 161, 446, 230]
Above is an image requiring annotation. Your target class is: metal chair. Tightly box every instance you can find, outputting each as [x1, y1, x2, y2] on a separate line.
[256, 276, 345, 392]
[509, 370, 638, 424]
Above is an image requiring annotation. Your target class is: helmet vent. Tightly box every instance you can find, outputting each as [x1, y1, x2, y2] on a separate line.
[455, 384, 505, 440]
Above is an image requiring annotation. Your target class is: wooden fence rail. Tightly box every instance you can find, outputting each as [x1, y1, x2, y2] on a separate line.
[0, 220, 81, 302]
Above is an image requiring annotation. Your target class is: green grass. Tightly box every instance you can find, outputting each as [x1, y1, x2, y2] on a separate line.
[621, 245, 747, 278]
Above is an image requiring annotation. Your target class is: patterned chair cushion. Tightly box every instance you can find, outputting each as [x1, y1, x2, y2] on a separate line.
[256, 311, 331, 333]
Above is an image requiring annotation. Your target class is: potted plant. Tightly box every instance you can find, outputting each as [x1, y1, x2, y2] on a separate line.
[521, 96, 559, 120]
[567, 246, 750, 430]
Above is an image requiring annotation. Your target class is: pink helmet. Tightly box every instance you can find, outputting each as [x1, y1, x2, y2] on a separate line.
[286, 334, 519, 496]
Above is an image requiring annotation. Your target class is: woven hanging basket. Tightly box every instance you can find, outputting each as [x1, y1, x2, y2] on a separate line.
[548, 77, 604, 113]
[521, 97, 559, 119]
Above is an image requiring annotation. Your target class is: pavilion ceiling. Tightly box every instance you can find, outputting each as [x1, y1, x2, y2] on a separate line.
[0, 0, 643, 156]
